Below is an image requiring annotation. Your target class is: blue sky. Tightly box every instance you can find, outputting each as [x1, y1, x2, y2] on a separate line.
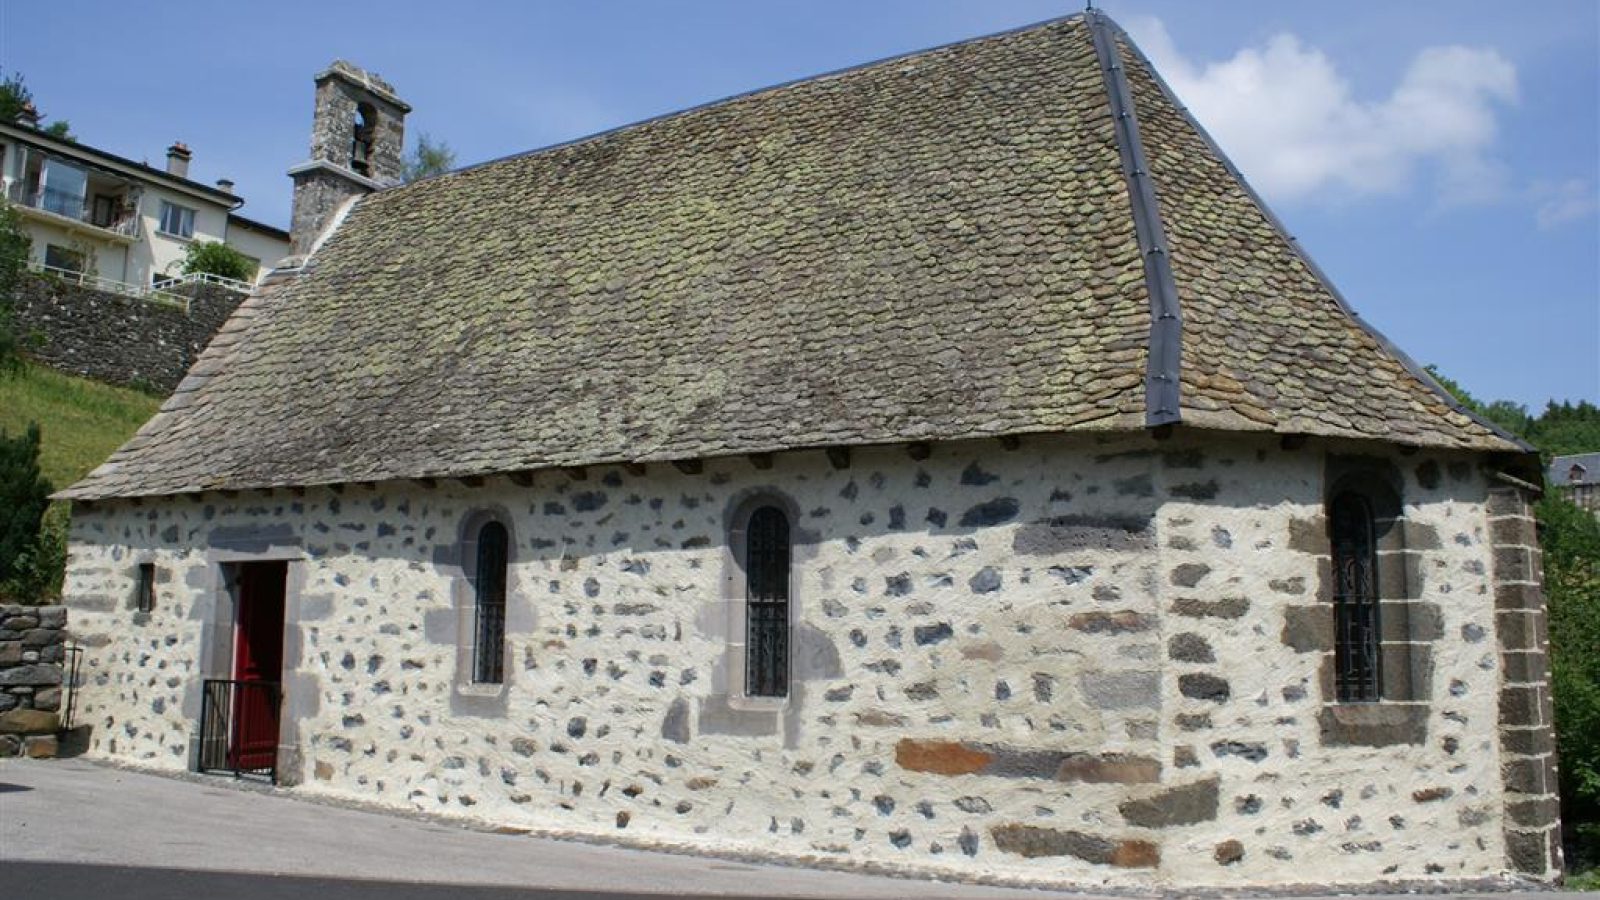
[4, 1, 1595, 410]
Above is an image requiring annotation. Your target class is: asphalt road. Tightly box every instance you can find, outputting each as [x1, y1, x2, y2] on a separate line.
[0, 758, 1051, 899]
[3, 860, 895, 900]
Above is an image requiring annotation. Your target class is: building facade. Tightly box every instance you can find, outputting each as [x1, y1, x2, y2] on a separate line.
[0, 114, 288, 288]
[56, 13, 1561, 891]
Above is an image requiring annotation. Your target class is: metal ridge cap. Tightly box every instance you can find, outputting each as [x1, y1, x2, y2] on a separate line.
[1097, 14, 1532, 455]
[1087, 9, 1183, 431]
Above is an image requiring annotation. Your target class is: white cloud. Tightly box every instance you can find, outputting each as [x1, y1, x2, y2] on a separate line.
[1124, 16, 1519, 206]
[1532, 178, 1600, 229]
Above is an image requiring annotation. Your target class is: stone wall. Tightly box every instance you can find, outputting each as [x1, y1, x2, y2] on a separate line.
[60, 432, 1531, 889]
[0, 604, 68, 757]
[11, 273, 247, 392]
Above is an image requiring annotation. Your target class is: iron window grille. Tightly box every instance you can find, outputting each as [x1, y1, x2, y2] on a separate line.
[472, 521, 508, 684]
[744, 505, 791, 698]
[136, 562, 156, 613]
[1330, 492, 1382, 702]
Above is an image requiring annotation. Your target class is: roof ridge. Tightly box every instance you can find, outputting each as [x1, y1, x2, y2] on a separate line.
[1088, 10, 1182, 430]
[399, 12, 1090, 192]
[1098, 14, 1533, 454]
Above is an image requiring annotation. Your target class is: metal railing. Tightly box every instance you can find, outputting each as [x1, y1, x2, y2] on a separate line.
[60, 642, 84, 730]
[26, 259, 252, 312]
[198, 679, 282, 783]
[7, 181, 140, 238]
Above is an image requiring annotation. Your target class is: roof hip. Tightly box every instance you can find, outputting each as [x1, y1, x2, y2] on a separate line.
[1088, 10, 1183, 430]
[1094, 13, 1533, 454]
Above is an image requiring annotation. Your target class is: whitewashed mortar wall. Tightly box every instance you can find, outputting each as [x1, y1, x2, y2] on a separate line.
[61, 432, 1510, 889]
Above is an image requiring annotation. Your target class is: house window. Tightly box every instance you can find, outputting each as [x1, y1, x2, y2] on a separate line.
[43, 244, 85, 273]
[39, 158, 87, 218]
[136, 562, 156, 613]
[1330, 492, 1381, 702]
[471, 521, 508, 684]
[743, 505, 791, 698]
[158, 200, 195, 238]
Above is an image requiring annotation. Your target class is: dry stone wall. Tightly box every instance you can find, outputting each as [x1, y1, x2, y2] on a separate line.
[11, 273, 247, 392]
[60, 432, 1525, 889]
[0, 604, 68, 757]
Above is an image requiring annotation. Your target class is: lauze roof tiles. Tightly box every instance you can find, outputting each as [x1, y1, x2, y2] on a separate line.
[61, 14, 1520, 501]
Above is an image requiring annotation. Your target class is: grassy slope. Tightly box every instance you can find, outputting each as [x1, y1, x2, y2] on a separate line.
[0, 362, 160, 492]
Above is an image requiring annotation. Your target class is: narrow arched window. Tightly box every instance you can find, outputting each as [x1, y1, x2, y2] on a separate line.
[1330, 492, 1381, 701]
[744, 505, 790, 698]
[472, 521, 508, 684]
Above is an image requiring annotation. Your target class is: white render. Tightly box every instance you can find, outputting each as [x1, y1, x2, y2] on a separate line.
[62, 432, 1517, 889]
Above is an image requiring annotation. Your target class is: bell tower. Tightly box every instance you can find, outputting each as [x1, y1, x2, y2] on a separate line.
[284, 60, 410, 259]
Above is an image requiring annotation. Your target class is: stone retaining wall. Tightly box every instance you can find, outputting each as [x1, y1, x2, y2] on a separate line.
[0, 604, 68, 757]
[11, 273, 247, 392]
[61, 432, 1532, 888]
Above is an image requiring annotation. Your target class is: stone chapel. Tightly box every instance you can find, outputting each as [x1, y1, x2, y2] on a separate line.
[57, 12, 1561, 890]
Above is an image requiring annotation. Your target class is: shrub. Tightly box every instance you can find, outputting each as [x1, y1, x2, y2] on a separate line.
[0, 423, 52, 592]
[179, 240, 255, 282]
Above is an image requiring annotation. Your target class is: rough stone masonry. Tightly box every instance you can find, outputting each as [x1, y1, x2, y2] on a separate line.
[59, 431, 1539, 889]
[0, 604, 69, 758]
[11, 274, 248, 392]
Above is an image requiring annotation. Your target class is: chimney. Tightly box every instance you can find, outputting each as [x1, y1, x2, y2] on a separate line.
[15, 101, 40, 128]
[166, 142, 192, 178]
[216, 177, 235, 193]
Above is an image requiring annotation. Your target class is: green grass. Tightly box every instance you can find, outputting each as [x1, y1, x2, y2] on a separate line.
[1570, 867, 1600, 891]
[0, 362, 161, 491]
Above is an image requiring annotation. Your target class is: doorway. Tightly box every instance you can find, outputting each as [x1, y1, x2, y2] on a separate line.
[199, 561, 286, 780]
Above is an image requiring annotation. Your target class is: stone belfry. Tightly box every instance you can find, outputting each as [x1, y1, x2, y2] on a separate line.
[284, 60, 410, 259]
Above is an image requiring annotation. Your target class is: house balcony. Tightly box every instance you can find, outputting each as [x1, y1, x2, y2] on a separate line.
[6, 179, 141, 243]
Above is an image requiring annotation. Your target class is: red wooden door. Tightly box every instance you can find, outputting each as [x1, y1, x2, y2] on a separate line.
[230, 562, 285, 771]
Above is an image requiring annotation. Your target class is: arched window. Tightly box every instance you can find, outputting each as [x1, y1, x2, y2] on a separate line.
[472, 521, 508, 684]
[744, 505, 790, 698]
[1330, 492, 1381, 701]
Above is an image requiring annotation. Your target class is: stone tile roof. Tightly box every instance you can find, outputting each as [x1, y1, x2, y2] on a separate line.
[61, 14, 1521, 501]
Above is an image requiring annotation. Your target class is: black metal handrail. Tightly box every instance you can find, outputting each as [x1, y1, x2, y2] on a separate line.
[60, 642, 84, 730]
[198, 679, 282, 783]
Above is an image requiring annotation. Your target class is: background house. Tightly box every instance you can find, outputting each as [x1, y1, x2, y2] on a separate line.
[1549, 452, 1600, 514]
[0, 109, 288, 290]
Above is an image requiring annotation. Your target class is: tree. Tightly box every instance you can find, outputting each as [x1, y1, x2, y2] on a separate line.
[179, 240, 256, 282]
[0, 200, 31, 373]
[0, 424, 52, 590]
[401, 132, 456, 182]
[1538, 493, 1600, 866]
[0, 70, 73, 139]
[1526, 400, 1600, 458]
[0, 71, 32, 121]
